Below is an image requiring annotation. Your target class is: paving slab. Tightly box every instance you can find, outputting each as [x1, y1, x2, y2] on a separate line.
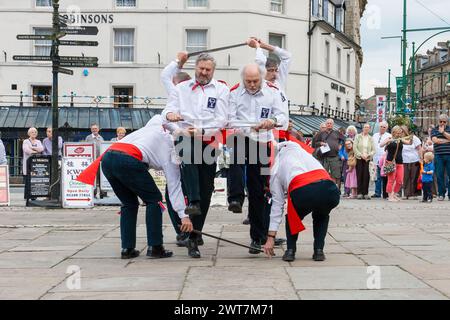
[41, 291, 180, 300]
[400, 264, 450, 281]
[297, 288, 447, 300]
[0, 251, 73, 269]
[180, 267, 298, 300]
[287, 266, 428, 290]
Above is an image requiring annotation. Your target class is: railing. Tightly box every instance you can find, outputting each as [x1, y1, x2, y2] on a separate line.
[5, 156, 23, 177]
[0, 93, 167, 109]
[288, 102, 357, 122]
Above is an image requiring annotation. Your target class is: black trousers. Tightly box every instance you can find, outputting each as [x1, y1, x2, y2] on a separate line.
[227, 135, 271, 243]
[356, 159, 370, 196]
[285, 180, 340, 251]
[422, 182, 433, 201]
[176, 136, 217, 240]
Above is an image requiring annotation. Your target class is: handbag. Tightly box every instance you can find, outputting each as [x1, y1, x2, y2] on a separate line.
[382, 142, 400, 175]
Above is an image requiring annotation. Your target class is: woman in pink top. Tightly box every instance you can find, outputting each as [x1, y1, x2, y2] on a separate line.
[22, 127, 44, 175]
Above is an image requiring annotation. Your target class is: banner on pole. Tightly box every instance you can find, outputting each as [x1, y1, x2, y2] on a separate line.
[376, 95, 387, 123]
[0, 165, 10, 206]
[62, 157, 94, 208]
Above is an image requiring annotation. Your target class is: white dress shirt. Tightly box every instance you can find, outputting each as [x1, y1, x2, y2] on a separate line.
[255, 46, 292, 90]
[162, 78, 230, 137]
[372, 132, 392, 165]
[118, 115, 187, 219]
[269, 141, 325, 232]
[229, 81, 288, 142]
[160, 61, 180, 96]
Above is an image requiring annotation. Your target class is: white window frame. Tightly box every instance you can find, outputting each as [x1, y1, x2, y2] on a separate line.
[33, 27, 52, 57]
[113, 28, 136, 63]
[270, 0, 285, 14]
[35, 0, 52, 8]
[186, 0, 209, 9]
[185, 28, 208, 54]
[115, 0, 137, 8]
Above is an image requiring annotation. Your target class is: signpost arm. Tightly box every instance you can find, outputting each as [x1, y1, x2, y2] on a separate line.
[51, 0, 60, 201]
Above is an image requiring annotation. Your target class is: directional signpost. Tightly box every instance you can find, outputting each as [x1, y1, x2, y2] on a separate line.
[14, 0, 99, 207]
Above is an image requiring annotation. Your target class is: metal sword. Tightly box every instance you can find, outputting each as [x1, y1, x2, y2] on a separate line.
[187, 42, 248, 58]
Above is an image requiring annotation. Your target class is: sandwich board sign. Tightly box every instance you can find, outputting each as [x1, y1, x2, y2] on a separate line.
[99, 142, 113, 191]
[64, 142, 95, 158]
[27, 155, 51, 199]
[149, 169, 166, 202]
[62, 157, 94, 208]
[0, 165, 10, 206]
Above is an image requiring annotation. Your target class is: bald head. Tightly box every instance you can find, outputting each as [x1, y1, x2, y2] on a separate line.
[242, 63, 263, 94]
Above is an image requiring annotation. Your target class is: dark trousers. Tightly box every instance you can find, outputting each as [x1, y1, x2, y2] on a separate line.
[435, 154, 450, 198]
[422, 182, 433, 201]
[165, 187, 182, 235]
[382, 176, 388, 199]
[176, 136, 217, 240]
[356, 159, 370, 196]
[101, 151, 163, 249]
[227, 136, 271, 243]
[286, 180, 340, 251]
[403, 162, 421, 197]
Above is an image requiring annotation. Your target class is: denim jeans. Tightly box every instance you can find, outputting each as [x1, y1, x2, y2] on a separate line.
[101, 151, 163, 249]
[374, 165, 382, 196]
[435, 154, 450, 198]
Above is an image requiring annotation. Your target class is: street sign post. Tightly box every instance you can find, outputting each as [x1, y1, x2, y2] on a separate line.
[61, 26, 98, 35]
[17, 34, 53, 40]
[59, 61, 98, 68]
[13, 55, 51, 61]
[59, 56, 98, 62]
[59, 40, 99, 46]
[57, 67, 74, 75]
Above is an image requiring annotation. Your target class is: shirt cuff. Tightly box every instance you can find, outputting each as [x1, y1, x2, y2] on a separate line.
[177, 210, 188, 219]
[269, 222, 280, 232]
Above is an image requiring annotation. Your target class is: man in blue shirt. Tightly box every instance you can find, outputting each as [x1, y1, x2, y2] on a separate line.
[431, 114, 450, 201]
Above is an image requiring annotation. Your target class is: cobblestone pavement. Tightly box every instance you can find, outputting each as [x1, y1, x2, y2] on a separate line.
[1, 188, 450, 300]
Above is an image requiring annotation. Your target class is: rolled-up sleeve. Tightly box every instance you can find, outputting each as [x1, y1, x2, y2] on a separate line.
[161, 61, 179, 96]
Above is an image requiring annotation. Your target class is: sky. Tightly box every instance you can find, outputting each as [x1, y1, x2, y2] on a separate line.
[360, 0, 450, 99]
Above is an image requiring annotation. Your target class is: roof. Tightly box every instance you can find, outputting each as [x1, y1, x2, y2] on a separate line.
[0, 106, 359, 136]
[0, 106, 161, 130]
[290, 115, 360, 136]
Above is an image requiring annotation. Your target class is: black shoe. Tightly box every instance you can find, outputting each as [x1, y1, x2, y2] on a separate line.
[176, 232, 189, 247]
[185, 202, 201, 216]
[197, 237, 204, 246]
[187, 239, 201, 258]
[242, 217, 250, 225]
[312, 249, 326, 261]
[146, 245, 173, 259]
[249, 240, 261, 254]
[121, 248, 140, 259]
[372, 194, 381, 198]
[274, 238, 286, 246]
[282, 249, 296, 262]
[228, 201, 242, 213]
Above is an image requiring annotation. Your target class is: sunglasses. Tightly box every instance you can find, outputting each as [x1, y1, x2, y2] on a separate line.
[440, 121, 447, 123]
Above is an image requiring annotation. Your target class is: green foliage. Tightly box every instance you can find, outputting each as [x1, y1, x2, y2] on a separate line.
[387, 114, 417, 132]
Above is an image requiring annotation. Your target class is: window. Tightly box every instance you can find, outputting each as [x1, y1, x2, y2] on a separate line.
[186, 29, 207, 54]
[32, 86, 51, 107]
[346, 101, 350, 113]
[113, 86, 133, 108]
[116, 0, 136, 7]
[270, 0, 284, 13]
[36, 0, 52, 7]
[336, 97, 341, 112]
[114, 29, 135, 62]
[337, 47, 341, 79]
[187, 0, 208, 7]
[325, 41, 330, 73]
[269, 33, 285, 61]
[336, 6, 345, 32]
[327, 2, 335, 26]
[34, 28, 52, 56]
[346, 54, 351, 82]
[324, 93, 329, 108]
[318, 0, 323, 17]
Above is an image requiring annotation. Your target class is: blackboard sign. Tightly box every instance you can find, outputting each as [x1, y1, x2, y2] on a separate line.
[27, 155, 52, 198]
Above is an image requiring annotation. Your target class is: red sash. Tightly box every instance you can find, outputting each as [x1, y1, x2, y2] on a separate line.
[76, 143, 143, 186]
[287, 169, 332, 235]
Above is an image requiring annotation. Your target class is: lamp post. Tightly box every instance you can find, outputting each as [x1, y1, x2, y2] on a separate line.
[401, 0, 407, 114]
[387, 68, 391, 114]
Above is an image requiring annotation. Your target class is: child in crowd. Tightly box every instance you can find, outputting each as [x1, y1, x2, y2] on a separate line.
[344, 139, 357, 199]
[421, 152, 435, 203]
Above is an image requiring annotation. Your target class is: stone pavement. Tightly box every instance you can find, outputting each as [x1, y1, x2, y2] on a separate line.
[1, 188, 450, 300]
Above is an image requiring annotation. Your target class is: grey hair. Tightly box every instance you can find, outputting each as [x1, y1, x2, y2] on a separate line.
[27, 127, 37, 136]
[240, 63, 266, 83]
[379, 121, 389, 128]
[439, 114, 449, 121]
[195, 53, 216, 68]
